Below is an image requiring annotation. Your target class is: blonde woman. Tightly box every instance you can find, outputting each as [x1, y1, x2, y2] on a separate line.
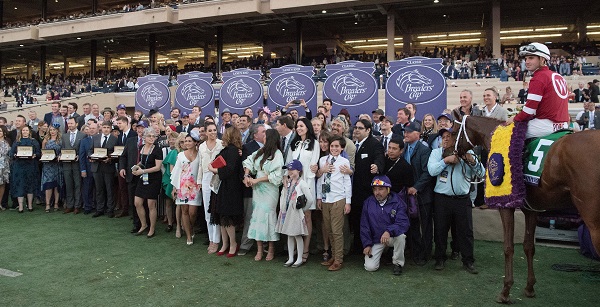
[420, 113, 438, 144]
[41, 124, 63, 212]
[197, 122, 224, 253]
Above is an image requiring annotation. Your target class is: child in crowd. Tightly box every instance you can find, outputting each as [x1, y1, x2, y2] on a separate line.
[277, 160, 312, 268]
[316, 136, 352, 271]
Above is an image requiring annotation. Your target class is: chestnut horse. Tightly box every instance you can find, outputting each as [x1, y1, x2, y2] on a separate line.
[450, 109, 600, 304]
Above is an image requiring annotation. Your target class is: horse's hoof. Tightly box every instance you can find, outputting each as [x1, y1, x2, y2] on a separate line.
[524, 289, 536, 298]
[496, 295, 513, 304]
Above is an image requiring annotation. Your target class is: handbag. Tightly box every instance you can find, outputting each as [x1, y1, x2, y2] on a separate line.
[211, 155, 227, 169]
[399, 187, 419, 219]
[209, 174, 221, 194]
[296, 195, 307, 209]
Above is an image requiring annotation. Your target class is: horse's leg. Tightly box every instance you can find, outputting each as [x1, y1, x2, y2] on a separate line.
[522, 209, 538, 298]
[497, 208, 515, 304]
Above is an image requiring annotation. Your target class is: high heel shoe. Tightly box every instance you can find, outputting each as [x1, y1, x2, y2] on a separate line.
[28, 208, 33, 212]
[135, 226, 148, 236]
[216, 246, 229, 256]
[227, 244, 240, 258]
[147, 232, 155, 239]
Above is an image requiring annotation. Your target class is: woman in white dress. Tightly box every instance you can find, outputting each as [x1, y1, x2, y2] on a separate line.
[171, 134, 201, 245]
[196, 122, 223, 253]
[289, 117, 319, 263]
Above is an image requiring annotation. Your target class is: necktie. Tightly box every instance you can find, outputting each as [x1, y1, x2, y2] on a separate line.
[70, 133, 75, 147]
[326, 156, 336, 185]
[122, 132, 127, 144]
[102, 136, 107, 148]
[406, 145, 413, 164]
[64, 118, 68, 133]
[382, 136, 388, 152]
[281, 136, 286, 152]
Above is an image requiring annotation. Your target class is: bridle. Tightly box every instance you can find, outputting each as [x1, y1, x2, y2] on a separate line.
[452, 115, 485, 184]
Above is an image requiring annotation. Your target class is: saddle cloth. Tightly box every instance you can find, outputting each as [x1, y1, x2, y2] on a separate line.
[523, 130, 572, 186]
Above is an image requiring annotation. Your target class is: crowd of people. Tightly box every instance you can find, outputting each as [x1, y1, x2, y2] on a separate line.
[0, 43, 589, 275]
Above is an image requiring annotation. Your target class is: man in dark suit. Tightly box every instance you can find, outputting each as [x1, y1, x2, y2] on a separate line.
[77, 103, 92, 130]
[517, 81, 529, 104]
[377, 116, 401, 155]
[89, 121, 118, 218]
[79, 122, 97, 214]
[403, 121, 435, 266]
[119, 121, 147, 232]
[61, 118, 86, 214]
[43, 101, 62, 128]
[350, 119, 385, 253]
[67, 102, 80, 122]
[392, 108, 411, 138]
[176, 112, 193, 134]
[574, 82, 590, 103]
[238, 124, 266, 255]
[238, 115, 252, 144]
[8, 115, 40, 144]
[115, 116, 138, 218]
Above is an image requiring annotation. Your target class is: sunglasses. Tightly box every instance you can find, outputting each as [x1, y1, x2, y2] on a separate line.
[519, 45, 549, 57]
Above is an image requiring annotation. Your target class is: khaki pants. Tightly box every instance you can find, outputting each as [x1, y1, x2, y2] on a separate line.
[364, 234, 406, 271]
[322, 199, 346, 263]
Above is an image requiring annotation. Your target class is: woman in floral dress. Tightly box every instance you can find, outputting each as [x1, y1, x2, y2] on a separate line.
[171, 134, 201, 246]
[0, 126, 11, 211]
[40, 124, 63, 212]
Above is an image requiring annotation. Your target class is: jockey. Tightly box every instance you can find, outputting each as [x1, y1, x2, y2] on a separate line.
[513, 42, 570, 139]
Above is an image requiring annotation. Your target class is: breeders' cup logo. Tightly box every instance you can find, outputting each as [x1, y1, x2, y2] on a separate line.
[276, 76, 306, 100]
[181, 82, 206, 106]
[331, 72, 366, 102]
[396, 69, 434, 100]
[140, 84, 164, 108]
[136, 82, 170, 111]
[388, 66, 445, 104]
[226, 79, 254, 105]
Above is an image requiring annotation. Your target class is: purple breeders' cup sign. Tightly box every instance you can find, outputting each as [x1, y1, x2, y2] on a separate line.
[219, 68, 263, 114]
[268, 64, 316, 116]
[175, 71, 215, 117]
[385, 57, 447, 119]
[135, 74, 171, 117]
[323, 61, 377, 121]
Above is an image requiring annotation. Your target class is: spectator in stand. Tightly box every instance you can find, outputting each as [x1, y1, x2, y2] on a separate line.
[518, 82, 529, 105]
[500, 86, 515, 105]
[513, 66, 524, 82]
[499, 67, 509, 82]
[589, 80, 599, 103]
[574, 82, 590, 103]
[61, 118, 85, 214]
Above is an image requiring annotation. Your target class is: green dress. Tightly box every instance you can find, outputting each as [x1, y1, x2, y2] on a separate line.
[162, 148, 180, 199]
[242, 150, 284, 242]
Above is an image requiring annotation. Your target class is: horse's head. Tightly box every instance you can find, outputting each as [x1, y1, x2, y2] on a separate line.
[276, 76, 304, 93]
[226, 80, 252, 97]
[182, 82, 205, 97]
[451, 108, 503, 157]
[333, 73, 365, 93]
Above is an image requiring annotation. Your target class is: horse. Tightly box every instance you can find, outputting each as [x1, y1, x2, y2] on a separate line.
[449, 109, 600, 304]
[396, 69, 432, 91]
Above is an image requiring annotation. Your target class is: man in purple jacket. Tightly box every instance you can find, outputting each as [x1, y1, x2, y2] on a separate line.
[361, 175, 410, 275]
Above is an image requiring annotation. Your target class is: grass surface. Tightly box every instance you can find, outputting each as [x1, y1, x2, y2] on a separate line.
[1, 209, 599, 307]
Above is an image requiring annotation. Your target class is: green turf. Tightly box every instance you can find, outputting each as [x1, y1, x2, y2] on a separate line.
[1, 209, 599, 306]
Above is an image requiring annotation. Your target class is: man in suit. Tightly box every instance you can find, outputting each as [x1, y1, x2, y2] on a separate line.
[350, 119, 385, 253]
[79, 122, 97, 214]
[176, 112, 192, 133]
[392, 108, 411, 137]
[371, 109, 384, 136]
[577, 102, 598, 130]
[403, 121, 435, 266]
[191, 105, 205, 127]
[218, 108, 232, 136]
[406, 103, 422, 125]
[115, 116, 138, 218]
[119, 120, 147, 232]
[378, 116, 401, 154]
[90, 121, 118, 218]
[77, 103, 92, 130]
[238, 124, 266, 255]
[275, 115, 296, 164]
[574, 82, 590, 103]
[238, 115, 252, 144]
[61, 117, 86, 214]
[482, 88, 508, 121]
[67, 102, 80, 122]
[43, 101, 62, 128]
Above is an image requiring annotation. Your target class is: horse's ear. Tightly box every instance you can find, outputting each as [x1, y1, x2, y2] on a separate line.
[452, 109, 462, 122]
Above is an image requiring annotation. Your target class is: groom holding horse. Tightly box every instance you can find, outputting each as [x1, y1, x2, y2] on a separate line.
[510, 42, 570, 138]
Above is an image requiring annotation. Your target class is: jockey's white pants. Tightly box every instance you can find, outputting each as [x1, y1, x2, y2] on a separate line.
[525, 118, 568, 139]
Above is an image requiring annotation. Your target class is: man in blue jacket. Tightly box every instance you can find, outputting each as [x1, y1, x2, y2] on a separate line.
[361, 175, 409, 275]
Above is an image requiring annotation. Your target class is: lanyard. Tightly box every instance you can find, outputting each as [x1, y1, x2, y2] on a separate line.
[285, 180, 299, 211]
[140, 145, 154, 168]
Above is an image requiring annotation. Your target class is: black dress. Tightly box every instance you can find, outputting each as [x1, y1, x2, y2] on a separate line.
[211, 144, 244, 227]
[134, 145, 163, 199]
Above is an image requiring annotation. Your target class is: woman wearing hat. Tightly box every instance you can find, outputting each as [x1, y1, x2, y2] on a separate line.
[41, 123, 64, 212]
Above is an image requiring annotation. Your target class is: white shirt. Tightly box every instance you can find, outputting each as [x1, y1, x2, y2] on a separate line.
[589, 111, 595, 129]
[196, 139, 224, 182]
[316, 155, 352, 204]
[484, 103, 498, 117]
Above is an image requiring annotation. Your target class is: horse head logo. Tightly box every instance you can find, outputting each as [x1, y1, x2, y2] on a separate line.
[275, 76, 305, 94]
[396, 69, 432, 92]
[332, 73, 365, 95]
[226, 79, 254, 105]
[141, 84, 163, 108]
[181, 81, 206, 105]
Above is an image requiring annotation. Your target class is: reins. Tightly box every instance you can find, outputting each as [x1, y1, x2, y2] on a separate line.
[453, 115, 485, 184]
